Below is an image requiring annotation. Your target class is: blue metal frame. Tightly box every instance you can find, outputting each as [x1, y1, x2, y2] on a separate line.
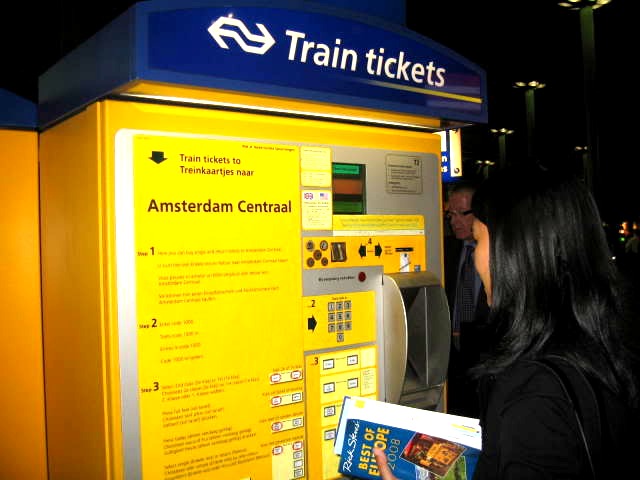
[0, 88, 37, 129]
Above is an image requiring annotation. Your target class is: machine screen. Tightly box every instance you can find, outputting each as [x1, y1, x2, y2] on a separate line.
[332, 162, 365, 214]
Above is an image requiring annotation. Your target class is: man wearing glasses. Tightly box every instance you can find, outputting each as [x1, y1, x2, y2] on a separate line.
[443, 182, 490, 418]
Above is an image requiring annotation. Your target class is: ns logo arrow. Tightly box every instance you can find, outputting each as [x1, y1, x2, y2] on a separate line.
[208, 16, 275, 55]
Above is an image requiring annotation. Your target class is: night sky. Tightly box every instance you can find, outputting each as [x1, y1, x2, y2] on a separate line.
[2, 0, 636, 221]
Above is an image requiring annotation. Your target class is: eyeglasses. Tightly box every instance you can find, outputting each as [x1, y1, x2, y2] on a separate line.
[445, 209, 473, 220]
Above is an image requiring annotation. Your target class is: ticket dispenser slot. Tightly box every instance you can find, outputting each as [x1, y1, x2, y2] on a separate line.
[383, 271, 450, 410]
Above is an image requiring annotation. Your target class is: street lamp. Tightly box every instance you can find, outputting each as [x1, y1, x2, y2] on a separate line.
[475, 160, 496, 179]
[490, 127, 514, 169]
[558, 0, 611, 202]
[513, 81, 545, 160]
[574, 145, 590, 185]
[557, 0, 611, 10]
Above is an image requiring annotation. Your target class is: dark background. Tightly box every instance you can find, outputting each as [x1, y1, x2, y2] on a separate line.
[2, 0, 636, 222]
[404, 0, 636, 224]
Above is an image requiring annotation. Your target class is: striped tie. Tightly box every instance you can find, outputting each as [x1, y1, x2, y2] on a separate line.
[453, 244, 475, 350]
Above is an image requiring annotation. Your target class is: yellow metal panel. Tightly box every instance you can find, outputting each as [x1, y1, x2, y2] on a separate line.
[0, 129, 47, 480]
[302, 291, 376, 351]
[39, 97, 442, 480]
[304, 347, 378, 480]
[39, 105, 114, 480]
[303, 233, 427, 273]
[101, 99, 441, 154]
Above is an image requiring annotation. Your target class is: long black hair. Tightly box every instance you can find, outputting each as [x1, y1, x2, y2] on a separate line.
[471, 163, 638, 405]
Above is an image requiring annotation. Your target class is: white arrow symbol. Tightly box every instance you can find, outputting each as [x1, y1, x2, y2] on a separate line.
[208, 16, 275, 55]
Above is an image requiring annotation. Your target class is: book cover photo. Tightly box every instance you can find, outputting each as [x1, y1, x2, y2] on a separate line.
[339, 418, 480, 480]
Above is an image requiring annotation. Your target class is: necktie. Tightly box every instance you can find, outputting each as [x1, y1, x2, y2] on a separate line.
[453, 244, 475, 350]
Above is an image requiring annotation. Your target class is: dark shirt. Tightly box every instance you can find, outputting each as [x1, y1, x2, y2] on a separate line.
[444, 235, 491, 418]
[473, 360, 637, 479]
[443, 236, 490, 346]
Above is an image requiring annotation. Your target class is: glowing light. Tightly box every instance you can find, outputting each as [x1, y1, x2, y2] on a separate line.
[118, 93, 437, 131]
[558, 0, 611, 10]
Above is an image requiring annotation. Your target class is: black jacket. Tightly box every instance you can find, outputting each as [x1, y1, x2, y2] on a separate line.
[443, 235, 490, 327]
[444, 235, 492, 418]
[473, 359, 637, 479]
[444, 235, 491, 361]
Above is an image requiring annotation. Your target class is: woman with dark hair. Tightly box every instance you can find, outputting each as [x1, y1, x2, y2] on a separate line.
[375, 163, 639, 479]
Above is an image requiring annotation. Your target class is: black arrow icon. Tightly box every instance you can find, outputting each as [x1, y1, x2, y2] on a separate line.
[307, 316, 317, 332]
[358, 245, 367, 258]
[149, 151, 168, 164]
[374, 244, 383, 257]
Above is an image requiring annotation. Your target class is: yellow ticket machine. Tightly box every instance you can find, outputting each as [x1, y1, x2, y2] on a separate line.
[0, 89, 47, 480]
[38, 1, 486, 479]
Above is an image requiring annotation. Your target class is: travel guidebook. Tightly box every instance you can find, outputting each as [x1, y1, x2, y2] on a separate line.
[335, 396, 481, 480]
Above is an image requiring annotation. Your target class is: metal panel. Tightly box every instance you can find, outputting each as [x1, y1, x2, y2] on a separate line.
[385, 272, 450, 410]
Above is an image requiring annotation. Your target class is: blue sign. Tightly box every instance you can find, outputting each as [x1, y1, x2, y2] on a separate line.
[436, 128, 463, 183]
[143, 5, 485, 123]
[39, 1, 487, 127]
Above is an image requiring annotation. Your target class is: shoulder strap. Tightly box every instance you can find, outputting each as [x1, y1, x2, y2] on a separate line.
[532, 356, 602, 480]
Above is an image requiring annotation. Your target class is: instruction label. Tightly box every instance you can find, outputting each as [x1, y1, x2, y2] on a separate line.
[117, 132, 305, 479]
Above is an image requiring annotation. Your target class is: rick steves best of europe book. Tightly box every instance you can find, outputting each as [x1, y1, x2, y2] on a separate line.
[334, 396, 481, 480]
